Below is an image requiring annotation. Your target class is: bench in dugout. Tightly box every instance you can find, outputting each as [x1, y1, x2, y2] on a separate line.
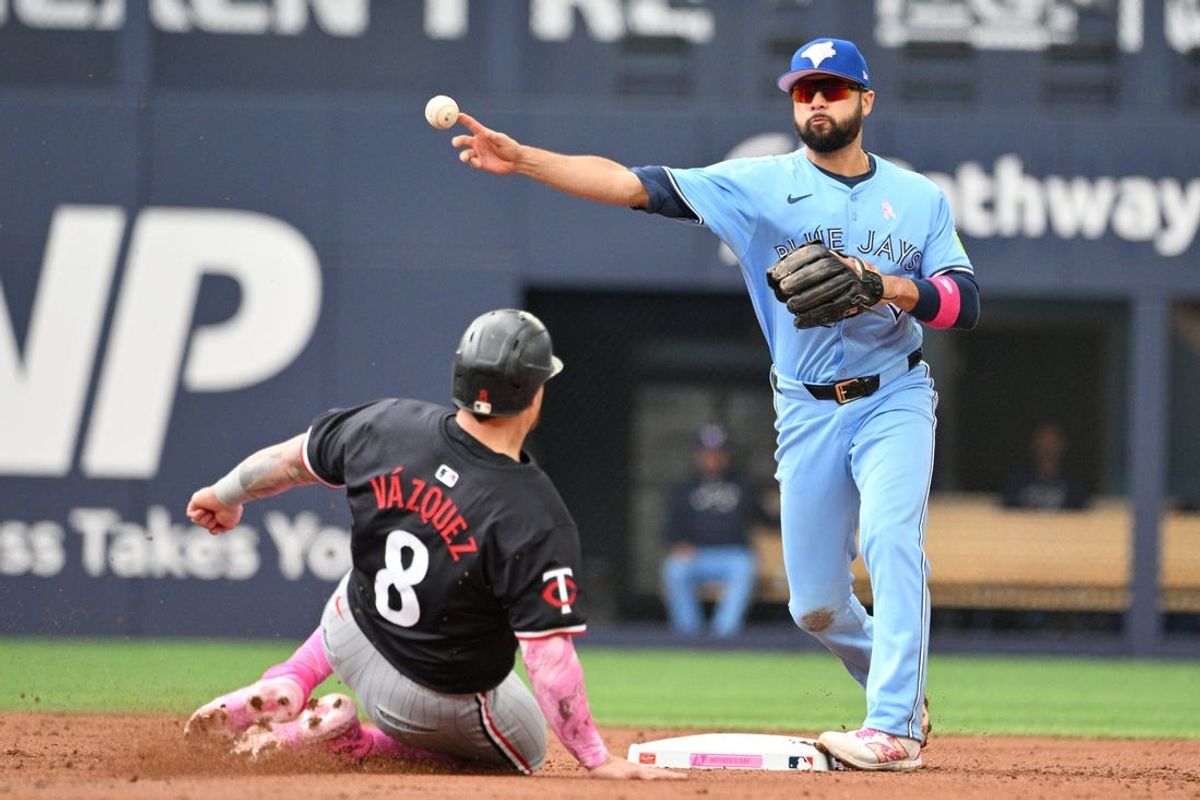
[732, 495, 1200, 613]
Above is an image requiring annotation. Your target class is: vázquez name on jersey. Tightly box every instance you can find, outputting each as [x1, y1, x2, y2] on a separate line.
[368, 467, 476, 562]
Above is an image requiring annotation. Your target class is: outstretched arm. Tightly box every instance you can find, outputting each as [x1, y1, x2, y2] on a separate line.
[186, 433, 316, 535]
[451, 113, 649, 209]
[519, 634, 683, 780]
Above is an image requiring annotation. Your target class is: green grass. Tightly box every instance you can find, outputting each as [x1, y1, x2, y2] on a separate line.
[1, 638, 1197, 739]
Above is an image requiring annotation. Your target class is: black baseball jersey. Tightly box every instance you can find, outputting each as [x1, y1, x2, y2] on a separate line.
[302, 398, 587, 694]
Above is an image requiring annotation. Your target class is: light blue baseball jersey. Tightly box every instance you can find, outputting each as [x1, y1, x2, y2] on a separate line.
[662, 150, 973, 383]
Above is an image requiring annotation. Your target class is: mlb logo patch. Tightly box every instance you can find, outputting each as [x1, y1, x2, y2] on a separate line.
[435, 464, 459, 487]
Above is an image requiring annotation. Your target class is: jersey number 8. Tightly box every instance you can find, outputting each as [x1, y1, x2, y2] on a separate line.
[374, 529, 430, 628]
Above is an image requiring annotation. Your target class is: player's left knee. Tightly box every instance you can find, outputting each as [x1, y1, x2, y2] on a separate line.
[793, 607, 835, 632]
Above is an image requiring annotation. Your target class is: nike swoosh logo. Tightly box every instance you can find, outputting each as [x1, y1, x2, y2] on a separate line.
[787, 193, 813, 204]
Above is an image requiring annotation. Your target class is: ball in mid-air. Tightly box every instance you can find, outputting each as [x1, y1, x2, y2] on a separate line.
[424, 95, 459, 129]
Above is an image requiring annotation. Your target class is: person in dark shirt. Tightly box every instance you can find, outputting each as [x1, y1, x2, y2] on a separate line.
[183, 309, 678, 782]
[1002, 422, 1089, 511]
[660, 424, 761, 638]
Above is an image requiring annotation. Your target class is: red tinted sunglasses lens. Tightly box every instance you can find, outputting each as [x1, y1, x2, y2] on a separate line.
[791, 79, 856, 103]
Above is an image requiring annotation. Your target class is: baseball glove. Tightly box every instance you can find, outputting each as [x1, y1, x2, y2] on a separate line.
[766, 243, 886, 329]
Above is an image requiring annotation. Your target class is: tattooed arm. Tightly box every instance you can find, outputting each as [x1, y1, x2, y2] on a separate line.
[519, 634, 683, 780]
[186, 433, 315, 535]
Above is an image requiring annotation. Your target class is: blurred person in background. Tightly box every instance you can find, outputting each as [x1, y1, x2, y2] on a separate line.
[1002, 422, 1089, 511]
[661, 424, 762, 638]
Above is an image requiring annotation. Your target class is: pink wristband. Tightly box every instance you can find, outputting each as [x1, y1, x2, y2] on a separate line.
[928, 275, 961, 329]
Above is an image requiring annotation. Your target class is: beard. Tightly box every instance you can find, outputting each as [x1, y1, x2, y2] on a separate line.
[796, 101, 864, 153]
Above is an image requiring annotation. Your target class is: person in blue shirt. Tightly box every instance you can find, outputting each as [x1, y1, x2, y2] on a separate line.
[661, 424, 761, 638]
[445, 37, 979, 771]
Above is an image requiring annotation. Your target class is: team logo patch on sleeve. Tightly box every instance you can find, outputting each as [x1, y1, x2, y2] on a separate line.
[541, 567, 577, 614]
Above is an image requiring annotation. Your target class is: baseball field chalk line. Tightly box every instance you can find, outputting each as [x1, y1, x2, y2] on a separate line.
[626, 733, 834, 771]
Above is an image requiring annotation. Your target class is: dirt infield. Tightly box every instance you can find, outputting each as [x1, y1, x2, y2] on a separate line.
[3, 713, 1199, 800]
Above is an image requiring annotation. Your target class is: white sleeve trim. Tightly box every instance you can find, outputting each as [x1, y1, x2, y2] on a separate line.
[663, 167, 705, 226]
[300, 427, 344, 489]
[514, 624, 588, 640]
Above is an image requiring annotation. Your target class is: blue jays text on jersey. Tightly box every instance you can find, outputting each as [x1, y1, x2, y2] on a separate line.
[772, 228, 925, 272]
[638, 149, 974, 384]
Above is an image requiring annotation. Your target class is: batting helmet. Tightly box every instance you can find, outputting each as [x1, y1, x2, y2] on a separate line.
[451, 309, 564, 417]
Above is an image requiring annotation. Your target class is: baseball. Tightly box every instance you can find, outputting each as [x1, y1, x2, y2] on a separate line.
[424, 94, 459, 130]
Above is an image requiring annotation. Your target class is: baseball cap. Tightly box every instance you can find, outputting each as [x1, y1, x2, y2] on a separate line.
[776, 37, 870, 93]
[696, 424, 729, 450]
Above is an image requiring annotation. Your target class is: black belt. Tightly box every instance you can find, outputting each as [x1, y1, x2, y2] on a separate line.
[804, 350, 922, 404]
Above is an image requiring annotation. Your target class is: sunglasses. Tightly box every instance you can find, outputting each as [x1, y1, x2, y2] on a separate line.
[790, 78, 863, 104]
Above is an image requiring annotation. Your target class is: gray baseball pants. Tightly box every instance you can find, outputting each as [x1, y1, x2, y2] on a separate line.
[319, 572, 548, 773]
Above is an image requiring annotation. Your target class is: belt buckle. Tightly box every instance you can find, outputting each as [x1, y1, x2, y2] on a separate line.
[833, 377, 866, 404]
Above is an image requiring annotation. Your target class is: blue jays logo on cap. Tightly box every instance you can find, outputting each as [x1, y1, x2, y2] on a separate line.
[776, 37, 870, 92]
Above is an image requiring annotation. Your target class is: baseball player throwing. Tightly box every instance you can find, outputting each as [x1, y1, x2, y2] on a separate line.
[184, 309, 680, 781]
[447, 38, 979, 771]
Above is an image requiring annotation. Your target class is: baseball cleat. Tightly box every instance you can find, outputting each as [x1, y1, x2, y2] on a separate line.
[185, 675, 307, 738]
[232, 693, 360, 759]
[817, 727, 923, 772]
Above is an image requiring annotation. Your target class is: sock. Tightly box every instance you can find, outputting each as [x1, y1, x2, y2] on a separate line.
[262, 627, 332, 698]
